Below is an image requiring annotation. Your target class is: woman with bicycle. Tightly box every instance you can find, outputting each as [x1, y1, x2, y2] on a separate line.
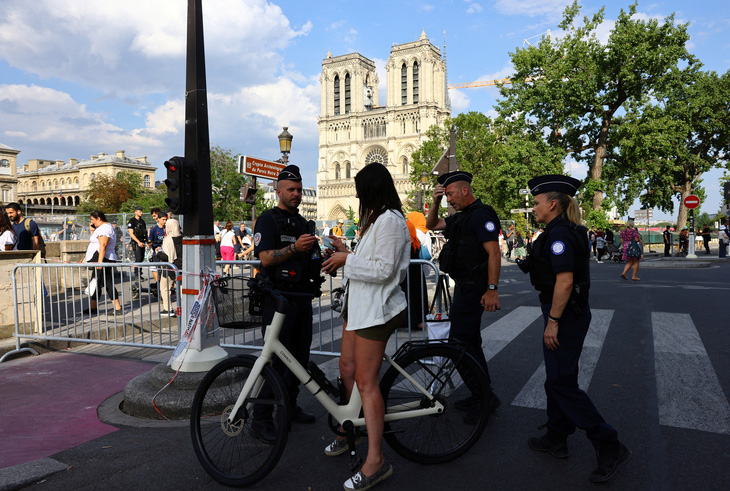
[322, 162, 411, 491]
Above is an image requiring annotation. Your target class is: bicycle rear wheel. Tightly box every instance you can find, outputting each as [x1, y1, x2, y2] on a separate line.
[190, 355, 290, 487]
[380, 344, 490, 464]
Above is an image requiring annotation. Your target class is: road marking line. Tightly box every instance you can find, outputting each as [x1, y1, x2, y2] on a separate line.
[512, 309, 613, 409]
[483, 306, 543, 361]
[652, 312, 730, 434]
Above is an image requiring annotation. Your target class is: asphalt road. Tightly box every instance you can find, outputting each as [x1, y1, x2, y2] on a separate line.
[13, 258, 730, 490]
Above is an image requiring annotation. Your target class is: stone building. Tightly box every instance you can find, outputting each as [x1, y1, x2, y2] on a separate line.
[316, 31, 451, 220]
[15, 150, 156, 215]
[0, 143, 20, 204]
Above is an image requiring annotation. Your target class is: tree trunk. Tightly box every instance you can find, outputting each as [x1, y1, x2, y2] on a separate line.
[591, 113, 612, 210]
[675, 181, 693, 230]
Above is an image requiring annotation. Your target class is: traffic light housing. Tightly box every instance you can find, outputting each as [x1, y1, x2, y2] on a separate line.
[724, 181, 730, 202]
[242, 186, 257, 204]
[164, 156, 194, 214]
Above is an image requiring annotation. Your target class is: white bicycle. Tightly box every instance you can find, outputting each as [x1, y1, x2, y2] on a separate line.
[190, 275, 491, 487]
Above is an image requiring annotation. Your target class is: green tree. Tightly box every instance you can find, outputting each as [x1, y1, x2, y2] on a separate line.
[612, 69, 730, 229]
[410, 113, 561, 218]
[497, 1, 692, 211]
[209, 145, 266, 221]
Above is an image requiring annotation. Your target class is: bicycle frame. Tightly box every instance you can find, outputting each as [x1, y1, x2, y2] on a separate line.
[226, 310, 445, 427]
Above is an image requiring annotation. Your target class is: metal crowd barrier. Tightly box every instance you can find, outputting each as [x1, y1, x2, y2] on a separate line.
[213, 259, 439, 357]
[2, 262, 181, 362]
[3, 259, 440, 362]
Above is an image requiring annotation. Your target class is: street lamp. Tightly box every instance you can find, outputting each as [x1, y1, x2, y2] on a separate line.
[278, 126, 293, 164]
[419, 170, 429, 212]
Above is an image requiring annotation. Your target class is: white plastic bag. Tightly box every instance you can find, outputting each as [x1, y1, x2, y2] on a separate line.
[83, 278, 97, 297]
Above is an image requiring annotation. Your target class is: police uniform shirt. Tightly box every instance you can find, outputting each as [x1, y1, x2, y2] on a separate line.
[253, 207, 306, 256]
[444, 199, 501, 244]
[543, 216, 580, 275]
[127, 216, 146, 243]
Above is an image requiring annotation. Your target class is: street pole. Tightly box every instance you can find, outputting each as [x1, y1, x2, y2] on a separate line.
[171, 0, 227, 372]
[687, 208, 697, 259]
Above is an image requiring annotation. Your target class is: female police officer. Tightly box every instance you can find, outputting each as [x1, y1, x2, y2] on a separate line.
[518, 175, 630, 484]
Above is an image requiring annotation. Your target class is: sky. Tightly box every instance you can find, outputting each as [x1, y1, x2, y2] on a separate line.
[1, 0, 728, 221]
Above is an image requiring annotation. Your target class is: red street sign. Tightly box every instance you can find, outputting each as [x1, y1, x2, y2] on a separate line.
[238, 155, 286, 180]
[683, 194, 700, 209]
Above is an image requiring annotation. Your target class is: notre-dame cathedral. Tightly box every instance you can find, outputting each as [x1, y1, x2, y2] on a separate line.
[316, 31, 451, 220]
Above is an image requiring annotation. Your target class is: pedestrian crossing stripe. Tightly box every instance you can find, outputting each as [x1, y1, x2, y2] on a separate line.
[309, 306, 730, 436]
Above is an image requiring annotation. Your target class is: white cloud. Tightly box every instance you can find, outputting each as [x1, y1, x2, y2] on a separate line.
[0, 0, 309, 96]
[449, 90, 470, 112]
[466, 3, 483, 15]
[0, 84, 166, 161]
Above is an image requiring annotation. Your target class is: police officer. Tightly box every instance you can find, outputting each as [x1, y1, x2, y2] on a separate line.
[518, 174, 630, 483]
[251, 165, 323, 442]
[426, 170, 502, 413]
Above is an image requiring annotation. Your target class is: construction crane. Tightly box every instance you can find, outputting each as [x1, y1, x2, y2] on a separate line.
[447, 30, 549, 90]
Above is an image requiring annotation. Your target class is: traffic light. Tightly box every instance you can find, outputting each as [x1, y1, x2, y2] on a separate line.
[724, 181, 730, 202]
[242, 186, 257, 204]
[164, 156, 194, 214]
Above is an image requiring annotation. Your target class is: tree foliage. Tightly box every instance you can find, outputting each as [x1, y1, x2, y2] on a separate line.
[610, 68, 730, 229]
[79, 170, 165, 214]
[497, 1, 692, 211]
[410, 112, 561, 219]
[209, 145, 268, 222]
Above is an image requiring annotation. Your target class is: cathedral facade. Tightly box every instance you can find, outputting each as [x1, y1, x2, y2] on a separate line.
[316, 31, 451, 221]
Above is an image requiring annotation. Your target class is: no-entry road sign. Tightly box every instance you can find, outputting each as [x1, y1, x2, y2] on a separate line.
[683, 194, 700, 209]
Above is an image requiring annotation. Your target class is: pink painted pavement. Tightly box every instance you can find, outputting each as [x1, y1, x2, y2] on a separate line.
[0, 351, 153, 469]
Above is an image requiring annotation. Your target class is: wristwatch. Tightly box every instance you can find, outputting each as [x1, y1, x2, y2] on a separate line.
[488, 284, 498, 291]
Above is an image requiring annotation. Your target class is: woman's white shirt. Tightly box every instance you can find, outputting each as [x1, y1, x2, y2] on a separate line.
[343, 210, 410, 331]
[0, 230, 16, 249]
[85, 222, 117, 261]
[220, 229, 235, 247]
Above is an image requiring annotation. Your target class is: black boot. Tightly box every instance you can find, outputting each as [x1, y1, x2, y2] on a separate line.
[528, 427, 569, 459]
[590, 440, 631, 483]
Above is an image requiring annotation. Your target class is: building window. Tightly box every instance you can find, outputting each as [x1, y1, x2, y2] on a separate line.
[144, 175, 151, 188]
[41, 181, 45, 190]
[0, 159, 9, 167]
[334, 75, 340, 115]
[74, 177, 79, 188]
[335, 163, 341, 180]
[413, 61, 419, 104]
[364, 148, 388, 166]
[401, 63, 407, 105]
[54, 179, 58, 189]
[32, 182, 37, 192]
[402, 157, 408, 175]
[345, 162, 351, 179]
[91, 173, 96, 181]
[344, 73, 351, 114]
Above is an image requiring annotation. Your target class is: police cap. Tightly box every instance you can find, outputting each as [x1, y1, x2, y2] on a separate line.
[278, 165, 302, 182]
[528, 174, 581, 197]
[437, 171, 472, 187]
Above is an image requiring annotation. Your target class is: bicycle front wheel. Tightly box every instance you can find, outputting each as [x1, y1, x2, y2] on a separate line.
[380, 344, 490, 464]
[190, 355, 290, 487]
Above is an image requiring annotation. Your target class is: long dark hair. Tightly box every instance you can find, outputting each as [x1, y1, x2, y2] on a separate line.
[90, 210, 108, 223]
[0, 211, 16, 236]
[355, 163, 403, 236]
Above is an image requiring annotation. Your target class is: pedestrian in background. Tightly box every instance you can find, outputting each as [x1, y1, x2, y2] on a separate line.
[513, 230, 527, 260]
[595, 229, 606, 263]
[505, 222, 515, 259]
[83, 211, 122, 314]
[663, 225, 672, 257]
[719, 219, 728, 258]
[5, 202, 40, 251]
[701, 224, 712, 254]
[157, 218, 182, 317]
[219, 220, 237, 275]
[620, 220, 643, 281]
[0, 210, 17, 250]
[519, 174, 630, 484]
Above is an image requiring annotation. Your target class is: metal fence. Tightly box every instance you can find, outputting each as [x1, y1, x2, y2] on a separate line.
[3, 259, 440, 362]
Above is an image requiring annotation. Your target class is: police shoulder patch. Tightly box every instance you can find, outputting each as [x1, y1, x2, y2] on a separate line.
[485, 221, 496, 232]
[551, 241, 566, 255]
[254, 233, 262, 246]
